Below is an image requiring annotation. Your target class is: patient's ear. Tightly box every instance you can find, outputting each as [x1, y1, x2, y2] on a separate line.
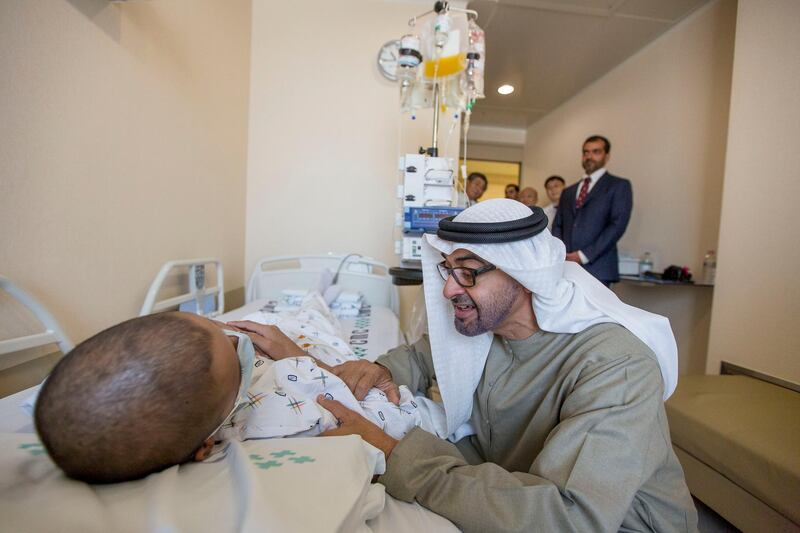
[193, 438, 216, 462]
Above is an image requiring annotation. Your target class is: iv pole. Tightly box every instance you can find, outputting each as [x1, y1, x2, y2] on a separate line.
[409, 1, 477, 158]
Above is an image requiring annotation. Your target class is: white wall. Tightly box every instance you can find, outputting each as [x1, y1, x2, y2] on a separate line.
[522, 1, 735, 273]
[521, 0, 737, 375]
[706, 0, 800, 383]
[0, 0, 251, 394]
[245, 0, 460, 330]
[467, 143, 525, 164]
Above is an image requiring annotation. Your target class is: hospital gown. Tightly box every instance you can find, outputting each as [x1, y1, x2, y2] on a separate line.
[376, 323, 699, 533]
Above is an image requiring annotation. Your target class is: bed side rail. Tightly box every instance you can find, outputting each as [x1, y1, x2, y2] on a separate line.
[0, 276, 74, 357]
[139, 258, 224, 318]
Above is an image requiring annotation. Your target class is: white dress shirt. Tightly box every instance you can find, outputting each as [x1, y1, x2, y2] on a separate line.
[543, 203, 557, 232]
[575, 167, 606, 200]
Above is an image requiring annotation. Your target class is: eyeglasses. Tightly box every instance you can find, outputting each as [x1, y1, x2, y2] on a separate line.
[437, 261, 496, 288]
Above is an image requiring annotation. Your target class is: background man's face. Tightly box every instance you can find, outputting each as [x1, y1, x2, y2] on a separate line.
[467, 178, 487, 201]
[519, 187, 538, 207]
[505, 186, 518, 200]
[582, 140, 610, 175]
[546, 180, 564, 204]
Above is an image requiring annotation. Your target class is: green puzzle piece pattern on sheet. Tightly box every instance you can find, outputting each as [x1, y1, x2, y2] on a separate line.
[270, 450, 296, 458]
[19, 442, 46, 456]
[248, 449, 316, 470]
[255, 460, 282, 470]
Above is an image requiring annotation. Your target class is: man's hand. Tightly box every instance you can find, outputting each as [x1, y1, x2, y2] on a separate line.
[318, 396, 398, 458]
[226, 320, 306, 361]
[332, 360, 400, 404]
[565, 251, 583, 264]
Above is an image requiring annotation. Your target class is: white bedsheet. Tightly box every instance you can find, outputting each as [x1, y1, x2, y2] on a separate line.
[0, 432, 384, 533]
[0, 303, 459, 532]
[0, 389, 458, 533]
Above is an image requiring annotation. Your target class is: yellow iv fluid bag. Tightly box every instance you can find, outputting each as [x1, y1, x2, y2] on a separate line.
[423, 53, 466, 79]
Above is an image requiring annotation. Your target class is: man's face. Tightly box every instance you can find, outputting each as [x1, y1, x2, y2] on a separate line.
[546, 180, 564, 204]
[440, 249, 522, 336]
[467, 177, 487, 201]
[504, 186, 518, 200]
[519, 187, 538, 207]
[582, 140, 610, 175]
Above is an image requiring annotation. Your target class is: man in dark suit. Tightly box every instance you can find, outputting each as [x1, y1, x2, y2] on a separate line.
[553, 135, 632, 286]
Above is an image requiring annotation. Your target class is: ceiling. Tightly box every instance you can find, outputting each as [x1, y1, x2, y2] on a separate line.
[466, 0, 713, 129]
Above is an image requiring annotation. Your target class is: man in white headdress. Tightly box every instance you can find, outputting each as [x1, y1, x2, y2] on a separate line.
[312, 200, 696, 532]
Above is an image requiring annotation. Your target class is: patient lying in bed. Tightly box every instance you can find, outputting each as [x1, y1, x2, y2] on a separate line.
[34, 306, 441, 484]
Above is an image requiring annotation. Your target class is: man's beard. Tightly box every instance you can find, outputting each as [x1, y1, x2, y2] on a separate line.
[583, 157, 606, 174]
[451, 286, 518, 337]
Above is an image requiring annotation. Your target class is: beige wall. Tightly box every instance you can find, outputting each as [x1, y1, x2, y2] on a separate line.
[467, 142, 525, 164]
[521, 0, 736, 374]
[706, 0, 800, 383]
[0, 0, 251, 392]
[245, 0, 460, 331]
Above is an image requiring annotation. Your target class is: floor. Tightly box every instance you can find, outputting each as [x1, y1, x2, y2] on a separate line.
[695, 498, 741, 533]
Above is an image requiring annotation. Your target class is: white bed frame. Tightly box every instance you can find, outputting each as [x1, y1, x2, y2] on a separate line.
[139, 254, 399, 318]
[246, 254, 399, 316]
[139, 258, 225, 318]
[0, 276, 73, 360]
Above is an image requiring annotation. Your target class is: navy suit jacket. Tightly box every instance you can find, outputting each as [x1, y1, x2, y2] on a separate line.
[552, 172, 633, 282]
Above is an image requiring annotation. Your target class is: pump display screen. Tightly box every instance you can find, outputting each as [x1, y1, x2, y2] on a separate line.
[404, 207, 464, 232]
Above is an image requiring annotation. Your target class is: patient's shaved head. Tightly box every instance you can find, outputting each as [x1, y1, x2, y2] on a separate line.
[35, 312, 239, 484]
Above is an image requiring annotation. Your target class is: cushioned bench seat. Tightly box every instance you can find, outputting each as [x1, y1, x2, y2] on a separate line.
[666, 375, 800, 531]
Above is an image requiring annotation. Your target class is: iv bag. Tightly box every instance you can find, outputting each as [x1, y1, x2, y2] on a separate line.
[395, 10, 483, 115]
[421, 12, 467, 82]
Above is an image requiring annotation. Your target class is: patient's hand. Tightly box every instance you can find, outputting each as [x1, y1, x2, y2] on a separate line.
[317, 396, 398, 458]
[226, 321, 306, 360]
[332, 360, 400, 405]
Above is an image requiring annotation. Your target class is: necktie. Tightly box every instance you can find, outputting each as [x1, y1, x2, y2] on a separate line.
[575, 177, 591, 209]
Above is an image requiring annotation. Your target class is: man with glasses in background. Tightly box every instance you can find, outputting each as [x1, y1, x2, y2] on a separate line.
[302, 199, 696, 532]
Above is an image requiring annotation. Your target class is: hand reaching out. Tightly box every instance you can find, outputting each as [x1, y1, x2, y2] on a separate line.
[331, 360, 401, 405]
[318, 396, 398, 458]
[226, 320, 307, 361]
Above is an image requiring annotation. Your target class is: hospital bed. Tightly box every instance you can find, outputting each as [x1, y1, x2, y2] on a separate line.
[0, 260, 458, 532]
[138, 255, 405, 362]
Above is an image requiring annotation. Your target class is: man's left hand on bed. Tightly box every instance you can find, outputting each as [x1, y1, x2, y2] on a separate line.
[317, 396, 398, 458]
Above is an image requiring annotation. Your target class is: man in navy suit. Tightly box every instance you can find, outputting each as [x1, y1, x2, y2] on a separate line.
[553, 136, 632, 286]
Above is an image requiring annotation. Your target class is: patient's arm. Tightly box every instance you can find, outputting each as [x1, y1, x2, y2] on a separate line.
[226, 320, 335, 372]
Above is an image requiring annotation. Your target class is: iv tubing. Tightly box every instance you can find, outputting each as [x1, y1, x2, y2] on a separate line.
[432, 83, 440, 156]
[460, 105, 471, 194]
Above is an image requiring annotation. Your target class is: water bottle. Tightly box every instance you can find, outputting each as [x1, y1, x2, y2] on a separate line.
[702, 250, 716, 284]
[639, 252, 653, 277]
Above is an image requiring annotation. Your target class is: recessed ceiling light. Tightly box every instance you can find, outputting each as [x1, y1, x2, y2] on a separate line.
[497, 84, 514, 95]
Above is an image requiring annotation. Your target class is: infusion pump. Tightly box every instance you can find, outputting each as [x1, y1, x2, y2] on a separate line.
[397, 153, 464, 264]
